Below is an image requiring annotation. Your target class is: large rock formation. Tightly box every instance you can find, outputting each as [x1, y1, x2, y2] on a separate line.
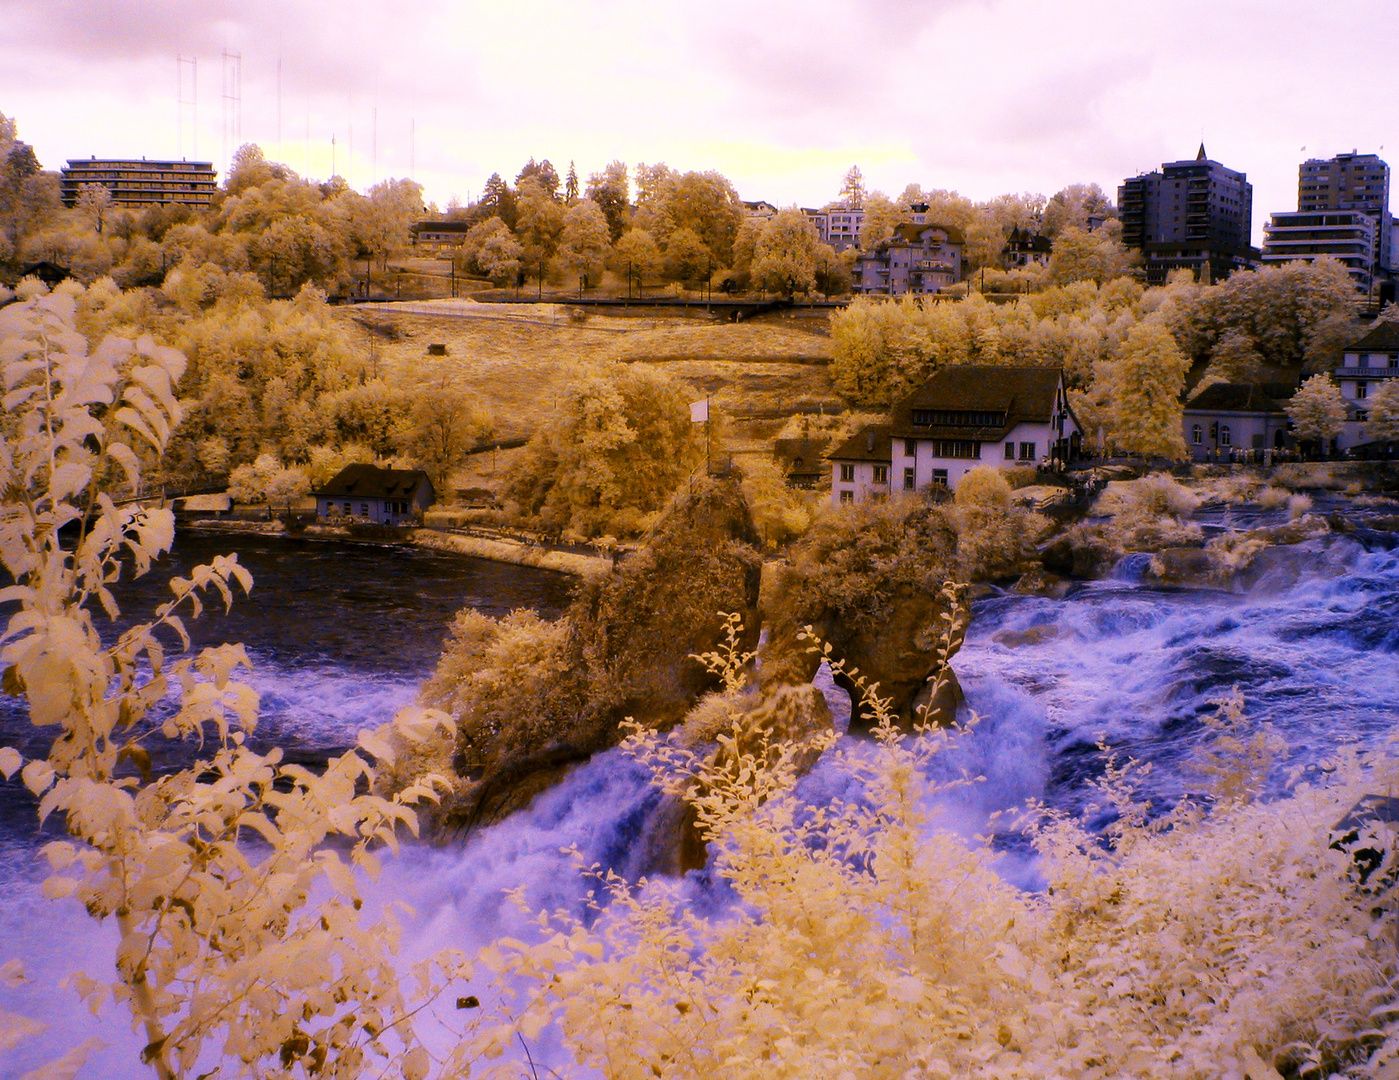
[757, 496, 966, 730]
[425, 477, 765, 832]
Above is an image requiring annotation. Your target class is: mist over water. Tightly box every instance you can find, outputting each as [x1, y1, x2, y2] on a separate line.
[3, 529, 1399, 1074]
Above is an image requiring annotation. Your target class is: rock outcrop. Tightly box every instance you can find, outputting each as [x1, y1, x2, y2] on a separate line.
[430, 477, 765, 832]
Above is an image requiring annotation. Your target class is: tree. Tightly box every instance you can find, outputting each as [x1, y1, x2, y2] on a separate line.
[75, 182, 114, 234]
[952, 465, 1046, 579]
[225, 142, 281, 195]
[1207, 327, 1265, 382]
[857, 192, 908, 250]
[1286, 373, 1346, 453]
[342, 177, 424, 271]
[613, 227, 663, 291]
[477, 226, 523, 286]
[1100, 321, 1190, 459]
[507, 363, 702, 537]
[1042, 182, 1116, 238]
[514, 177, 564, 279]
[227, 452, 309, 508]
[1047, 224, 1137, 285]
[1365, 380, 1399, 443]
[585, 160, 629, 241]
[663, 226, 712, 285]
[459, 215, 514, 275]
[665, 170, 744, 265]
[557, 198, 612, 286]
[480, 171, 517, 228]
[1200, 258, 1357, 372]
[0, 118, 49, 253]
[402, 373, 495, 489]
[750, 208, 820, 296]
[564, 160, 579, 204]
[0, 292, 448, 1078]
[516, 157, 561, 201]
[839, 165, 866, 208]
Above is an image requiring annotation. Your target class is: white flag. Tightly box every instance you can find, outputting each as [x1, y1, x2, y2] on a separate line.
[689, 399, 709, 423]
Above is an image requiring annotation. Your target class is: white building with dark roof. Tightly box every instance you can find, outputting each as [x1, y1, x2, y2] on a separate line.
[1337, 322, 1399, 449]
[1182, 383, 1294, 461]
[829, 366, 1080, 504]
[313, 465, 435, 524]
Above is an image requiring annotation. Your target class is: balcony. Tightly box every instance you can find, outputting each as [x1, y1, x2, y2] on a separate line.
[1335, 367, 1399, 379]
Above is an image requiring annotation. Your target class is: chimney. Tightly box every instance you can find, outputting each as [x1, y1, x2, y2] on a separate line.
[865, 430, 875, 452]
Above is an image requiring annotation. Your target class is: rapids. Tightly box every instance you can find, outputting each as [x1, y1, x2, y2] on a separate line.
[3, 527, 1399, 1075]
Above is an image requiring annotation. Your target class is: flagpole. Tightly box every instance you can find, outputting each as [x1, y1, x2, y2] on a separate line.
[706, 395, 711, 474]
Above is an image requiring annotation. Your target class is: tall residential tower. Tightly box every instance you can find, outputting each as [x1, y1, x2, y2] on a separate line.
[1119, 144, 1254, 285]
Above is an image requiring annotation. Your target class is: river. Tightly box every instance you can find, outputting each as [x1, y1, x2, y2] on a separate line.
[3, 524, 1399, 1076]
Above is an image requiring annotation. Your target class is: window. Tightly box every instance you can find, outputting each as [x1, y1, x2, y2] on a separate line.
[1357, 382, 1369, 399]
[1219, 425, 1231, 447]
[1019, 441, 1036, 461]
[839, 490, 854, 504]
[839, 463, 855, 482]
[343, 503, 351, 515]
[904, 438, 916, 456]
[1357, 410, 1369, 422]
[1004, 441, 1015, 459]
[903, 467, 915, 490]
[872, 464, 888, 484]
[1191, 424, 1203, 444]
[931, 469, 949, 487]
[361, 503, 369, 516]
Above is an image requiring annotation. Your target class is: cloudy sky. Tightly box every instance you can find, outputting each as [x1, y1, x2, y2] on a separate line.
[3, 0, 1396, 243]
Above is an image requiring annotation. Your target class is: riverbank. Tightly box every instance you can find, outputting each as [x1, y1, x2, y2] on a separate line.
[182, 518, 606, 576]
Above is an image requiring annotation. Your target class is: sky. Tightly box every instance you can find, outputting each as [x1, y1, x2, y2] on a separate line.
[3, 0, 1397, 245]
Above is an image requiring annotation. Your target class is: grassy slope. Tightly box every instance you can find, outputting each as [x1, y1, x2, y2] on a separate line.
[338, 304, 842, 490]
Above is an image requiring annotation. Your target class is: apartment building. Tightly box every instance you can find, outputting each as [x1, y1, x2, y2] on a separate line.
[1119, 145, 1254, 284]
[60, 158, 218, 209]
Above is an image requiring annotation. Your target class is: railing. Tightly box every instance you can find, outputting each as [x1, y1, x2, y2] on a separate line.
[1335, 366, 1399, 378]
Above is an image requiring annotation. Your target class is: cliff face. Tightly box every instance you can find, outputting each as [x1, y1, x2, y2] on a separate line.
[757, 497, 966, 730]
[416, 482, 971, 849]
[435, 477, 765, 832]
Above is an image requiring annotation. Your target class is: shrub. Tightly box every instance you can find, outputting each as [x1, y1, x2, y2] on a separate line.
[951, 466, 1049, 580]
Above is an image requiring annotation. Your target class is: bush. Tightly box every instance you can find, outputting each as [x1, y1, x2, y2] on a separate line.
[951, 466, 1049, 580]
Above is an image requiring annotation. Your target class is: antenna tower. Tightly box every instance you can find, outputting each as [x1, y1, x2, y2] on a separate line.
[177, 56, 198, 158]
[221, 48, 243, 176]
[276, 56, 283, 159]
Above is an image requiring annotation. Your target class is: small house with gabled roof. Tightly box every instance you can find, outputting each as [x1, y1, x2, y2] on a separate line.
[772, 436, 833, 490]
[1001, 225, 1052, 270]
[314, 464, 434, 524]
[830, 366, 1080, 505]
[1182, 382, 1294, 461]
[827, 426, 892, 504]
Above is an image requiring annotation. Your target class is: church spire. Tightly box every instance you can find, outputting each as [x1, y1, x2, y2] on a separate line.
[1197, 141, 1208, 161]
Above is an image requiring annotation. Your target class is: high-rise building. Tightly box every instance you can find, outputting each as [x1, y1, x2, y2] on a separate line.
[1261, 210, 1377, 293]
[60, 158, 218, 210]
[1297, 151, 1392, 271]
[1118, 144, 1254, 285]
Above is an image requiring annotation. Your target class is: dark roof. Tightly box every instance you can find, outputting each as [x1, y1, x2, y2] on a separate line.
[412, 220, 473, 233]
[890, 221, 965, 246]
[314, 464, 434, 499]
[1184, 383, 1290, 414]
[772, 437, 832, 474]
[1003, 227, 1052, 253]
[828, 425, 892, 463]
[890, 366, 1064, 439]
[1349, 322, 1399, 352]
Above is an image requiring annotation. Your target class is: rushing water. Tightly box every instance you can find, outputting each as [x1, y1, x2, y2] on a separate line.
[3, 524, 1399, 1076]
